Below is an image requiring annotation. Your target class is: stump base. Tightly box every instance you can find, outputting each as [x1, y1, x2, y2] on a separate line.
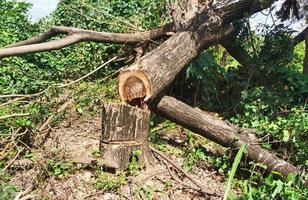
[100, 103, 153, 171]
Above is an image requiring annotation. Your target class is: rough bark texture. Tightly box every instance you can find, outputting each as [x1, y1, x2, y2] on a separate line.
[118, 0, 278, 104]
[118, 26, 234, 104]
[152, 96, 302, 178]
[118, 32, 199, 103]
[100, 103, 153, 171]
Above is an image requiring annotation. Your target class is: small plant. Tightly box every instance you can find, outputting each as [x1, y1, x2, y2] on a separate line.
[128, 149, 144, 176]
[91, 148, 100, 159]
[46, 160, 74, 179]
[95, 171, 126, 192]
[136, 186, 155, 200]
[184, 148, 206, 171]
[234, 173, 308, 200]
[0, 183, 18, 200]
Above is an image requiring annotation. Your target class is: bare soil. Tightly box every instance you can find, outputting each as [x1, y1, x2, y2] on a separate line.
[10, 116, 229, 200]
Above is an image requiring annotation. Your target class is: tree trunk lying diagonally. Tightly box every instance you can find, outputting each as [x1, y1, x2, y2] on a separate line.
[152, 96, 302, 178]
[117, 0, 278, 105]
[118, 26, 234, 104]
[100, 103, 153, 171]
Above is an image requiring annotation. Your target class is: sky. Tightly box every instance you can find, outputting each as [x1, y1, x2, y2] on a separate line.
[22, 0, 59, 22]
[21, 0, 305, 33]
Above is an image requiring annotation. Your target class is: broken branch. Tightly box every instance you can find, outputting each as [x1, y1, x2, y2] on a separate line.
[150, 146, 221, 197]
[0, 24, 173, 58]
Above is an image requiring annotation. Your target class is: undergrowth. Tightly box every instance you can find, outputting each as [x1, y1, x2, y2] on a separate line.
[0, 0, 307, 199]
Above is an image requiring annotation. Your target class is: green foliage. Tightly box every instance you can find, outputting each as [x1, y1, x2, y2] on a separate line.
[0, 0, 307, 199]
[235, 174, 308, 200]
[128, 149, 145, 176]
[135, 185, 155, 200]
[95, 171, 126, 192]
[184, 148, 206, 171]
[46, 159, 74, 178]
[0, 183, 17, 200]
[223, 145, 246, 200]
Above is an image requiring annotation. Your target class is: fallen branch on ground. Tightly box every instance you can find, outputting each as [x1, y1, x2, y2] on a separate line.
[0, 113, 30, 121]
[39, 100, 73, 132]
[3, 147, 24, 171]
[150, 146, 221, 197]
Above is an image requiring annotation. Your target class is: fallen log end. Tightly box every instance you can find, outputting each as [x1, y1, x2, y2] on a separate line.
[118, 69, 151, 105]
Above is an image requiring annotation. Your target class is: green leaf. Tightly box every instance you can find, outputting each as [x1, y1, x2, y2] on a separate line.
[223, 144, 246, 200]
[282, 130, 290, 142]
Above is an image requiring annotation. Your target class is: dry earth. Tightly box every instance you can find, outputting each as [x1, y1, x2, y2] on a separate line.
[9, 116, 231, 200]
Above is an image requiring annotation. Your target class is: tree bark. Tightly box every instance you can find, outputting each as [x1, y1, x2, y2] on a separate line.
[118, 0, 278, 104]
[220, 36, 252, 66]
[100, 103, 153, 171]
[152, 96, 302, 178]
[118, 26, 234, 104]
[0, 25, 174, 58]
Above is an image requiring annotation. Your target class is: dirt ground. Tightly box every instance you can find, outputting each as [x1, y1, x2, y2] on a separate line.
[9, 116, 230, 200]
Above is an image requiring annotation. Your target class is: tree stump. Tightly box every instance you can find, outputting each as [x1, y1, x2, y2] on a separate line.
[100, 103, 153, 171]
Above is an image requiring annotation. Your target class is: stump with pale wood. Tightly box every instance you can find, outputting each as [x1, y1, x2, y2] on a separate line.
[100, 103, 153, 171]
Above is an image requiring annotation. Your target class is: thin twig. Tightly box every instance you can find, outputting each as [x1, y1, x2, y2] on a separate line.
[3, 147, 24, 171]
[0, 97, 25, 108]
[165, 163, 206, 194]
[0, 113, 30, 121]
[0, 56, 119, 101]
[102, 67, 123, 81]
[58, 56, 117, 88]
[150, 146, 221, 197]
[14, 184, 34, 200]
[39, 100, 72, 132]
[0, 128, 27, 137]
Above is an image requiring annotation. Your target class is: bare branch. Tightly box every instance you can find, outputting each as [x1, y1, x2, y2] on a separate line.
[0, 34, 85, 58]
[6, 27, 65, 48]
[0, 113, 30, 121]
[218, 0, 278, 24]
[58, 56, 117, 88]
[294, 26, 308, 46]
[0, 24, 173, 58]
[150, 146, 220, 197]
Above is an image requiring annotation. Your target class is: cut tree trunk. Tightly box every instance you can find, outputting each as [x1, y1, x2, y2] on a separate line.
[118, 26, 233, 105]
[100, 103, 153, 171]
[152, 96, 302, 178]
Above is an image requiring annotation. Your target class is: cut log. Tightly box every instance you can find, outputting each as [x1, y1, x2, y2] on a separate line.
[100, 103, 153, 171]
[118, 26, 234, 105]
[152, 96, 302, 178]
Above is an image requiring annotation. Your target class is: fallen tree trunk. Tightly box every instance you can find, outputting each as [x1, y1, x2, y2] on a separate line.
[118, 26, 234, 103]
[118, 0, 278, 105]
[152, 96, 302, 178]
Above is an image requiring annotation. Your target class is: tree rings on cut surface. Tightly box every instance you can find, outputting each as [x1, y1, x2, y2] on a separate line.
[118, 69, 151, 104]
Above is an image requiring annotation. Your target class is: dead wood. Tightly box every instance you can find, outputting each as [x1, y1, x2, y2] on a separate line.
[100, 103, 154, 171]
[118, 0, 277, 105]
[0, 24, 173, 58]
[152, 96, 302, 179]
[0, 113, 30, 121]
[150, 146, 221, 197]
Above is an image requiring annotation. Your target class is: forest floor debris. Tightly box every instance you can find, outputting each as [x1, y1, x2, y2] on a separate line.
[8, 116, 231, 199]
